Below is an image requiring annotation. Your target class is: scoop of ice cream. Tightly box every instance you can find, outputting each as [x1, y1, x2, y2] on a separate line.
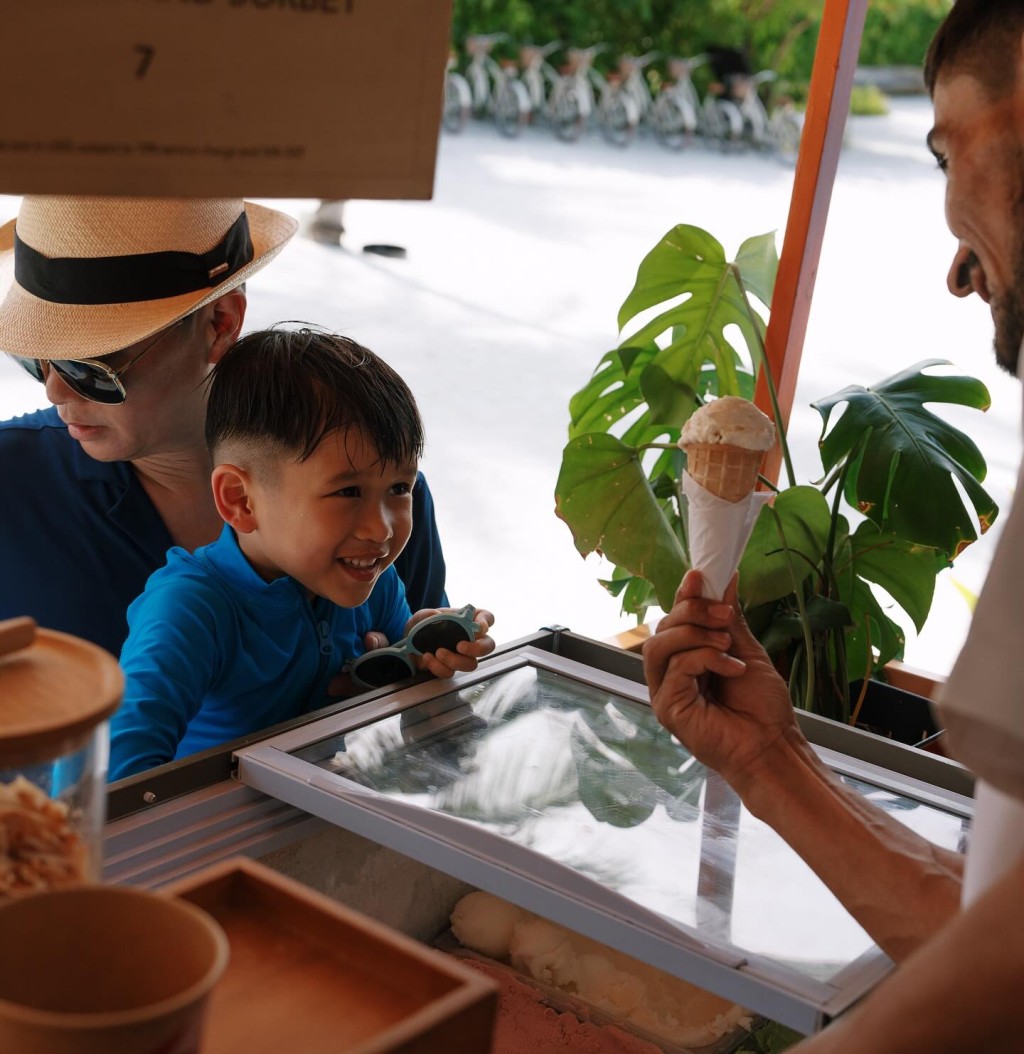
[451, 890, 531, 960]
[576, 952, 647, 1016]
[678, 396, 775, 452]
[508, 917, 579, 988]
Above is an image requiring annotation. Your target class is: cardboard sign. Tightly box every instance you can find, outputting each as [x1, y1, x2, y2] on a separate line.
[0, 0, 452, 198]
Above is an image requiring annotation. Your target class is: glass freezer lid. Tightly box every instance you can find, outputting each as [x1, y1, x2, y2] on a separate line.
[236, 646, 971, 1032]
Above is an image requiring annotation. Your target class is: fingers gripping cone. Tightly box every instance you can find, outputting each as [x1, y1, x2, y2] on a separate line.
[679, 398, 776, 599]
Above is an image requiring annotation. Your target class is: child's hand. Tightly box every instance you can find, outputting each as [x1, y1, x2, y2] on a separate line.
[409, 606, 495, 680]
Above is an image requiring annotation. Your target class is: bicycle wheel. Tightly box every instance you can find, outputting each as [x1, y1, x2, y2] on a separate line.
[599, 92, 638, 147]
[652, 94, 692, 150]
[711, 99, 744, 152]
[494, 80, 530, 138]
[772, 110, 802, 165]
[550, 82, 586, 142]
[443, 72, 472, 133]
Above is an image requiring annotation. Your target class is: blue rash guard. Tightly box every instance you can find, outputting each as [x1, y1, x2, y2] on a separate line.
[109, 524, 411, 780]
[0, 407, 447, 656]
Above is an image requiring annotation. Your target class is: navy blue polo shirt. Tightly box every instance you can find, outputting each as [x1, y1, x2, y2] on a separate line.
[0, 407, 448, 656]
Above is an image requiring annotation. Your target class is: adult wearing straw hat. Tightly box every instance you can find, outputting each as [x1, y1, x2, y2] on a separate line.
[0, 196, 448, 657]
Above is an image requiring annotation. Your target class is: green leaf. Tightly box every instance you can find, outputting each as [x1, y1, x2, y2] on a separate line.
[555, 434, 687, 611]
[844, 577, 906, 678]
[812, 360, 997, 557]
[617, 224, 728, 333]
[847, 520, 946, 633]
[735, 230, 779, 308]
[737, 487, 832, 607]
[568, 344, 661, 440]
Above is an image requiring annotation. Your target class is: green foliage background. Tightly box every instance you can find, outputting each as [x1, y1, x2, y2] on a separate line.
[451, 0, 951, 87]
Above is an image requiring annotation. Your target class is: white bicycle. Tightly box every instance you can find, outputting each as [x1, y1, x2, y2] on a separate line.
[464, 33, 531, 138]
[518, 39, 563, 124]
[616, 50, 660, 132]
[547, 45, 639, 146]
[651, 53, 708, 150]
[442, 51, 472, 134]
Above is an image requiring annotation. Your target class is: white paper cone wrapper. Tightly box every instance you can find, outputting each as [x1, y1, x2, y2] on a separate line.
[682, 473, 774, 600]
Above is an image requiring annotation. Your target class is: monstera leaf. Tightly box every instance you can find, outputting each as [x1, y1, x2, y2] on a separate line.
[565, 226, 774, 451]
[813, 360, 997, 557]
[737, 486, 832, 608]
[555, 433, 686, 612]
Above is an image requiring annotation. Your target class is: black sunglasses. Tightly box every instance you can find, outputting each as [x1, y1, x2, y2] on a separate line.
[350, 604, 480, 691]
[12, 323, 180, 405]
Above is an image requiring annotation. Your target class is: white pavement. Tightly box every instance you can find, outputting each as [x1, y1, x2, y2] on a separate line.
[0, 96, 1016, 676]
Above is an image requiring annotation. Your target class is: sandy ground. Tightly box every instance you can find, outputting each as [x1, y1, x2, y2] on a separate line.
[0, 96, 1016, 676]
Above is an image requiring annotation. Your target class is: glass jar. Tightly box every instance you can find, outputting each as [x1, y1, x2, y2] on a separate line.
[0, 617, 123, 902]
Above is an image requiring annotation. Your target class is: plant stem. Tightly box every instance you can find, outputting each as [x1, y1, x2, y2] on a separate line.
[768, 506, 816, 710]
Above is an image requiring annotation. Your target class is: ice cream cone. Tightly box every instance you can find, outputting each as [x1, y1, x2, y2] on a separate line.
[683, 442, 765, 502]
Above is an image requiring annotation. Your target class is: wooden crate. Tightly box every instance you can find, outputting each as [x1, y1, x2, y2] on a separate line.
[162, 857, 497, 1054]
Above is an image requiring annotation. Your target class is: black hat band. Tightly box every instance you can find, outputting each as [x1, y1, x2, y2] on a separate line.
[13, 210, 254, 306]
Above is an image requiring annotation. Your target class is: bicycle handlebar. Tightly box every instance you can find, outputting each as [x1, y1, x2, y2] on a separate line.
[465, 32, 509, 56]
[619, 50, 660, 70]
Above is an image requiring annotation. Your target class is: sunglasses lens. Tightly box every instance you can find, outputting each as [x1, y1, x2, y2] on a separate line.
[353, 652, 416, 690]
[409, 617, 474, 655]
[12, 356, 46, 382]
[53, 361, 125, 404]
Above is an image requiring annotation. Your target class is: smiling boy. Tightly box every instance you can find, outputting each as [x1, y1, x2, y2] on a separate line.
[108, 326, 494, 780]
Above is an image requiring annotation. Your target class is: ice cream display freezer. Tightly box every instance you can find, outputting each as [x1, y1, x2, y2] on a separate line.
[105, 628, 973, 1039]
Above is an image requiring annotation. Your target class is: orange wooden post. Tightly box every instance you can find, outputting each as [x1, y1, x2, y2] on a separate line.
[755, 0, 870, 485]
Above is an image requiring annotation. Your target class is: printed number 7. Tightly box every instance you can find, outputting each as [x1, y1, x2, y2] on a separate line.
[134, 45, 155, 79]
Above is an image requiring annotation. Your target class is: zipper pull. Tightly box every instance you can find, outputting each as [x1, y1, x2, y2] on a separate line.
[317, 619, 332, 656]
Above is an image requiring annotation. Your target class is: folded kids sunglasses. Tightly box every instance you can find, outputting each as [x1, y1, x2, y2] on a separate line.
[351, 604, 481, 691]
[12, 322, 181, 405]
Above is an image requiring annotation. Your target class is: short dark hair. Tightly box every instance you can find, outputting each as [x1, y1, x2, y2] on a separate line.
[924, 0, 1024, 98]
[205, 325, 424, 469]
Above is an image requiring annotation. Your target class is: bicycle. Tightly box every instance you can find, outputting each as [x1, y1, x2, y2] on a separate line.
[616, 50, 659, 131]
[651, 53, 707, 150]
[702, 46, 802, 162]
[518, 39, 563, 124]
[548, 45, 639, 146]
[464, 33, 531, 138]
[442, 51, 472, 134]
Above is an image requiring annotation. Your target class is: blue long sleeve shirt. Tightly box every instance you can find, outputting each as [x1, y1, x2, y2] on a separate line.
[0, 407, 447, 656]
[109, 525, 411, 780]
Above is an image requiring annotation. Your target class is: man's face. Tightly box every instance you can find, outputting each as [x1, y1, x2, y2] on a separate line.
[239, 427, 416, 609]
[41, 309, 217, 463]
[930, 72, 1024, 375]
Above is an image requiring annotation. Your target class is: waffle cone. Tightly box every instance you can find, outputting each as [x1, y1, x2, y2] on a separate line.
[684, 442, 765, 502]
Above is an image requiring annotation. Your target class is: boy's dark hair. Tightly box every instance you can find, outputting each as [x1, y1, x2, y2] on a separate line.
[924, 0, 1024, 98]
[205, 325, 424, 468]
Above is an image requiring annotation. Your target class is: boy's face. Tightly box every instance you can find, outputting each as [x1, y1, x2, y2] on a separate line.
[241, 427, 417, 608]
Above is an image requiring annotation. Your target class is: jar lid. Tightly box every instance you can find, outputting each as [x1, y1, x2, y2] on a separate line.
[0, 618, 124, 767]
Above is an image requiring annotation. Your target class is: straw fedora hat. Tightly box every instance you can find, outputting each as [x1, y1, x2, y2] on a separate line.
[0, 196, 298, 361]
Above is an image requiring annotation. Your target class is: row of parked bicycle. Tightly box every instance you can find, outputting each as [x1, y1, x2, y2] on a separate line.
[443, 34, 803, 164]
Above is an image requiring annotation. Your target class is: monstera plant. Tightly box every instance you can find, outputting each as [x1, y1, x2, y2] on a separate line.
[555, 224, 999, 722]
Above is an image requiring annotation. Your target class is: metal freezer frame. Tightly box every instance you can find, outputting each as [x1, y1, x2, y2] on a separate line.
[232, 642, 973, 1035]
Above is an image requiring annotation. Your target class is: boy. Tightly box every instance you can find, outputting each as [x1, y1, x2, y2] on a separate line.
[108, 327, 494, 780]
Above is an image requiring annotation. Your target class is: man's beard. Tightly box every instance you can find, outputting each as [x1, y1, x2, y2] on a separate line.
[993, 180, 1024, 376]
[994, 263, 1024, 376]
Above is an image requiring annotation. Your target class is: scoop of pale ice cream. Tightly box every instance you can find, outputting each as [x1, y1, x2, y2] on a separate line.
[508, 918, 579, 988]
[451, 890, 531, 960]
[576, 952, 647, 1017]
[678, 396, 775, 452]
[449, 891, 752, 1049]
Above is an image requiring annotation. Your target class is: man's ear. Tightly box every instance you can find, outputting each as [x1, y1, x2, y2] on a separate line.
[205, 288, 247, 366]
[212, 463, 258, 533]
